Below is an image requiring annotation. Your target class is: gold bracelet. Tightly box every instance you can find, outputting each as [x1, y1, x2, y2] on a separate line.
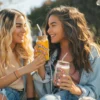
[14, 71, 18, 79]
[14, 70, 20, 79]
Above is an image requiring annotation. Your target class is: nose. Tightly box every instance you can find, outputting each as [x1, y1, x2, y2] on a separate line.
[22, 26, 26, 34]
[47, 27, 51, 34]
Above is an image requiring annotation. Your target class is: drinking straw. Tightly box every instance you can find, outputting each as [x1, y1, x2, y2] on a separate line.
[61, 52, 68, 61]
[37, 24, 42, 36]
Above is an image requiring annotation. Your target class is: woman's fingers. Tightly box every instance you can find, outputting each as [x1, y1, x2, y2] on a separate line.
[34, 46, 38, 58]
[57, 75, 74, 89]
[60, 86, 71, 91]
[38, 62, 45, 67]
[34, 54, 46, 67]
[59, 80, 72, 88]
[56, 72, 81, 95]
[53, 79, 57, 86]
[60, 75, 72, 82]
[36, 54, 45, 61]
[34, 45, 47, 56]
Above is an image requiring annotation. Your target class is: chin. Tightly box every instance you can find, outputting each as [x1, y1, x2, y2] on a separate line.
[21, 40, 24, 43]
[22, 39, 24, 42]
[51, 40, 58, 44]
[17, 40, 24, 43]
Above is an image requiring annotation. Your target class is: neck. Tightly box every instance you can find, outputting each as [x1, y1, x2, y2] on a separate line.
[60, 40, 70, 53]
[11, 42, 16, 50]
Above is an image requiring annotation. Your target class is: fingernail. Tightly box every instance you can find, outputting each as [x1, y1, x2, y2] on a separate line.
[57, 83, 59, 85]
[63, 74, 66, 77]
[58, 79, 60, 82]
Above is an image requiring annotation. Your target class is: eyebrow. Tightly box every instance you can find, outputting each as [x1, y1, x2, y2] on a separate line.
[50, 22, 57, 25]
[16, 23, 26, 26]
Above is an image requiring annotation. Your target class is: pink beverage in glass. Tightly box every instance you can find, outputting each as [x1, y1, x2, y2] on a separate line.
[54, 60, 70, 81]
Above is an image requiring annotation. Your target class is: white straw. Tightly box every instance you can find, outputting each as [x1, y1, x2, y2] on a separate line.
[36, 24, 42, 36]
[61, 52, 68, 61]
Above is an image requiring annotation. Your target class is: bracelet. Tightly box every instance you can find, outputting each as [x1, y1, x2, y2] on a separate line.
[14, 70, 20, 79]
[14, 71, 18, 79]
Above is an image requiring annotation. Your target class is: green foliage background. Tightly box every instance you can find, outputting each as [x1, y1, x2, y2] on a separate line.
[28, 0, 100, 44]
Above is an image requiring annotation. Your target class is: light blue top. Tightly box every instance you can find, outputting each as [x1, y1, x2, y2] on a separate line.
[32, 46, 100, 100]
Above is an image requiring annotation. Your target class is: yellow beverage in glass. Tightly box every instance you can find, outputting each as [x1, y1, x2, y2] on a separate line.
[36, 35, 49, 61]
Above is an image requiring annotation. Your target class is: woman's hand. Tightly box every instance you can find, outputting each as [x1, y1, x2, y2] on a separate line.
[53, 68, 63, 86]
[25, 54, 46, 74]
[34, 45, 46, 58]
[34, 45, 39, 58]
[33, 54, 46, 69]
[57, 74, 82, 96]
[53, 75, 57, 86]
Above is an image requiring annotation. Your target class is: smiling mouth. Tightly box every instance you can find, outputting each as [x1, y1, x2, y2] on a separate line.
[50, 34, 56, 38]
[20, 36, 24, 39]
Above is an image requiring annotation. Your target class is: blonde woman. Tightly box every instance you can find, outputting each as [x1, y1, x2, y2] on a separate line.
[0, 9, 45, 100]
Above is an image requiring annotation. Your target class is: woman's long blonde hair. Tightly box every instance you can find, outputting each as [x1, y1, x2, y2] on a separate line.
[0, 9, 33, 76]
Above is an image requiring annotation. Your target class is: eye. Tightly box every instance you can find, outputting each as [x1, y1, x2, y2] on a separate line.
[52, 24, 56, 27]
[16, 25, 21, 28]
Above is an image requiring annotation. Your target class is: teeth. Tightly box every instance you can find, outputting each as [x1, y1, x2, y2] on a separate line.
[51, 34, 55, 37]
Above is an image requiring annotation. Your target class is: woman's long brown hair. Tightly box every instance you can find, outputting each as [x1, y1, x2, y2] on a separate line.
[45, 6, 99, 73]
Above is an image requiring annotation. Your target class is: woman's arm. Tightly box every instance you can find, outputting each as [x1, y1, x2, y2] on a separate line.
[32, 50, 58, 97]
[38, 65, 45, 80]
[0, 66, 26, 88]
[26, 74, 35, 98]
[77, 56, 100, 99]
[58, 56, 100, 99]
[58, 75, 82, 95]
[34, 46, 46, 80]
[0, 54, 45, 88]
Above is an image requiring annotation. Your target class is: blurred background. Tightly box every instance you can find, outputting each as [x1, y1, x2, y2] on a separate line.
[0, 0, 100, 44]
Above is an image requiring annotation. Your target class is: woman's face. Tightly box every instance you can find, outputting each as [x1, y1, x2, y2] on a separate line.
[12, 15, 27, 44]
[47, 15, 65, 43]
